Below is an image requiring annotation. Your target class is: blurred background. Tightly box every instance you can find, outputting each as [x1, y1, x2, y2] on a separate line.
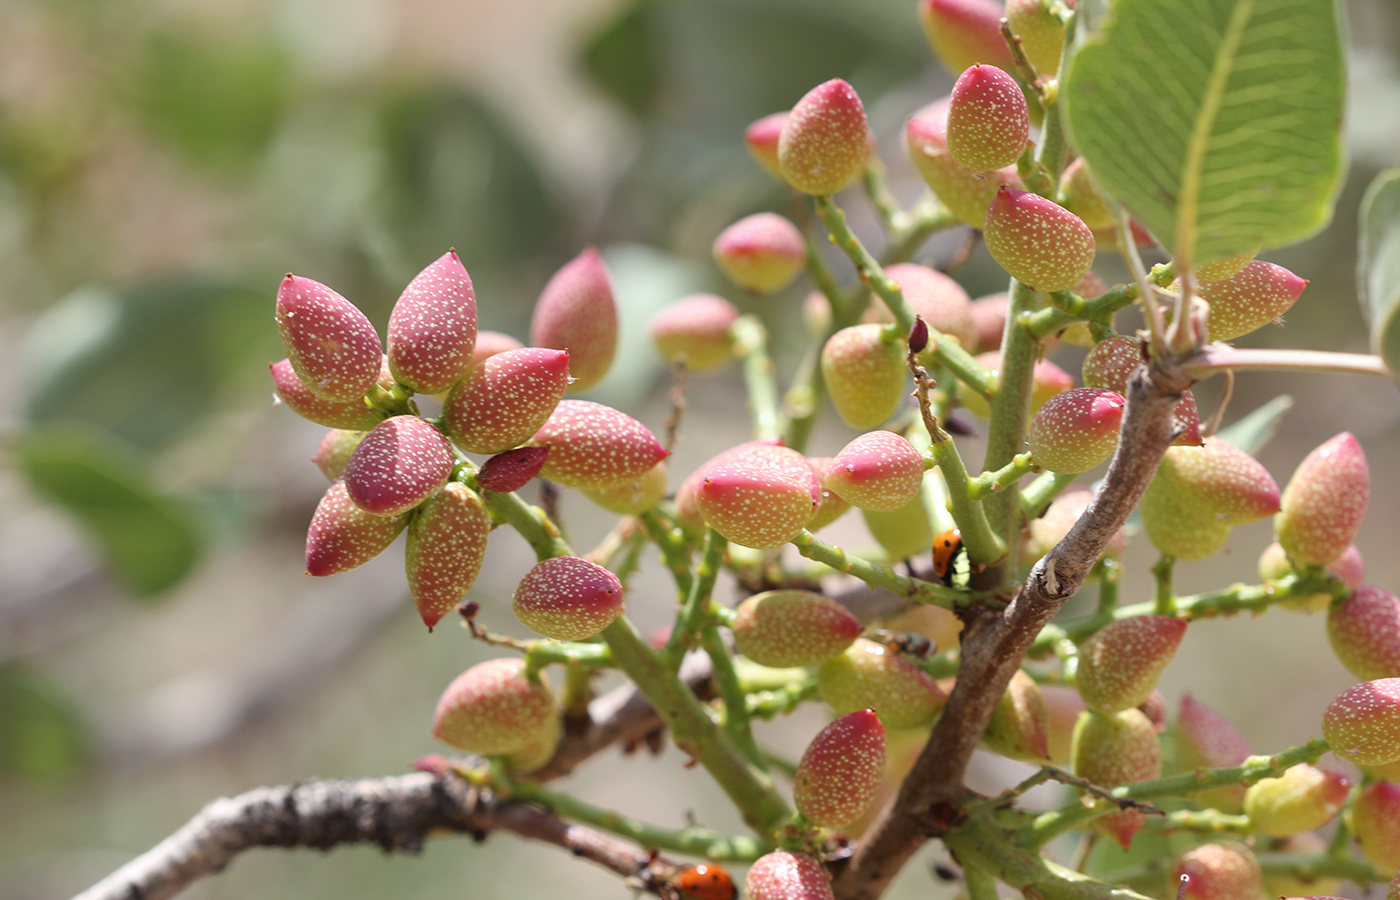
[1, 0, 1399, 898]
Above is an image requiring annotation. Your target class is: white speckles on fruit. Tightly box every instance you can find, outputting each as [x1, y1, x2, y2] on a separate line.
[443, 348, 570, 454]
[1323, 678, 1400, 766]
[794, 709, 886, 825]
[778, 79, 870, 196]
[305, 479, 407, 576]
[712, 214, 806, 294]
[387, 250, 478, 395]
[513, 556, 624, 641]
[695, 461, 815, 550]
[946, 65, 1029, 171]
[984, 187, 1096, 292]
[821, 324, 907, 429]
[824, 431, 925, 511]
[1276, 432, 1368, 567]
[276, 274, 383, 402]
[407, 483, 490, 629]
[530, 400, 670, 491]
[530, 249, 618, 392]
[1028, 388, 1125, 474]
[1075, 616, 1187, 713]
[432, 658, 557, 756]
[342, 416, 455, 517]
[731, 590, 861, 668]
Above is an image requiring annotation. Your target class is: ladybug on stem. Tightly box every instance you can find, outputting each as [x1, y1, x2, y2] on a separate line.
[675, 863, 737, 900]
[932, 529, 965, 586]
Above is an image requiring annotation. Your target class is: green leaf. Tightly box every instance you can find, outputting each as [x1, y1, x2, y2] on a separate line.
[1359, 168, 1400, 382]
[0, 663, 87, 781]
[12, 427, 202, 598]
[1216, 394, 1292, 455]
[1063, 0, 1345, 267]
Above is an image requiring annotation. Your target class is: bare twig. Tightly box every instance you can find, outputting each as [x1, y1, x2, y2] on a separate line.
[71, 773, 655, 900]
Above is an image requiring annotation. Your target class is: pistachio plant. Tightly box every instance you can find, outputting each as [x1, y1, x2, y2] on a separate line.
[78, 1, 1400, 900]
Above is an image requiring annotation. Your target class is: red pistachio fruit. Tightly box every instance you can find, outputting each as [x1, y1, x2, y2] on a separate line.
[271, 358, 385, 430]
[745, 112, 787, 180]
[1071, 708, 1162, 848]
[984, 187, 1096, 292]
[477, 446, 550, 494]
[442, 347, 571, 454]
[387, 250, 478, 395]
[583, 461, 667, 515]
[342, 415, 455, 517]
[276, 274, 383, 402]
[1243, 764, 1350, 837]
[529, 248, 617, 391]
[917, 0, 1015, 73]
[746, 851, 834, 900]
[969, 292, 1009, 353]
[817, 639, 947, 729]
[407, 482, 490, 629]
[1080, 336, 1200, 446]
[821, 323, 907, 429]
[431, 657, 557, 756]
[946, 65, 1029, 171]
[1141, 437, 1280, 560]
[305, 479, 407, 576]
[649, 294, 741, 373]
[673, 440, 816, 529]
[778, 79, 870, 196]
[864, 263, 977, 350]
[1075, 616, 1187, 714]
[824, 430, 925, 512]
[1005, 0, 1072, 75]
[696, 461, 815, 550]
[1173, 842, 1263, 900]
[1042, 684, 1087, 765]
[1058, 157, 1115, 231]
[1028, 387, 1125, 474]
[470, 330, 525, 369]
[1328, 585, 1400, 681]
[731, 590, 861, 668]
[1196, 247, 1259, 283]
[313, 429, 366, 481]
[794, 709, 886, 826]
[513, 556, 624, 641]
[1195, 259, 1306, 342]
[1175, 693, 1251, 814]
[1348, 780, 1400, 872]
[1276, 432, 1369, 567]
[1322, 678, 1400, 766]
[907, 100, 1019, 228]
[982, 669, 1051, 762]
[529, 400, 670, 491]
[713, 213, 806, 295]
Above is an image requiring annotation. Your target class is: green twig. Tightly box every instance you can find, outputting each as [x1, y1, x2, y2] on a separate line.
[970, 453, 1038, 501]
[500, 776, 765, 861]
[637, 509, 694, 596]
[981, 279, 1043, 550]
[789, 530, 972, 608]
[883, 194, 958, 264]
[699, 622, 766, 770]
[731, 315, 782, 441]
[1020, 471, 1079, 519]
[746, 678, 818, 719]
[662, 530, 727, 670]
[1152, 556, 1177, 615]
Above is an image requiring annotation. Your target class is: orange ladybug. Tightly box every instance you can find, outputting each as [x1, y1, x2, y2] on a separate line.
[932, 528, 964, 585]
[676, 863, 737, 900]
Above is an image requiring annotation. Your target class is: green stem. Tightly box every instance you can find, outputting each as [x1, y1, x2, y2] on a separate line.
[1096, 560, 1120, 615]
[927, 433, 1005, 567]
[501, 776, 765, 861]
[1029, 572, 1347, 652]
[700, 622, 766, 770]
[637, 509, 694, 595]
[1020, 471, 1079, 519]
[863, 157, 903, 235]
[746, 678, 818, 719]
[731, 315, 782, 441]
[813, 195, 991, 394]
[789, 530, 972, 608]
[1257, 852, 1389, 885]
[600, 615, 792, 837]
[964, 859, 1001, 900]
[523, 641, 614, 670]
[1152, 556, 1176, 615]
[480, 486, 573, 561]
[1021, 739, 1330, 847]
[970, 453, 1038, 501]
[981, 279, 1042, 550]
[662, 530, 726, 670]
[883, 194, 958, 264]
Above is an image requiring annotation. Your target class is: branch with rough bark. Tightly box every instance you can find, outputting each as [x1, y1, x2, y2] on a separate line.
[71, 773, 656, 900]
[830, 362, 1191, 900]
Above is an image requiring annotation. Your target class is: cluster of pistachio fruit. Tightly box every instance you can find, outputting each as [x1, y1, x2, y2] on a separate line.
[264, 0, 1400, 895]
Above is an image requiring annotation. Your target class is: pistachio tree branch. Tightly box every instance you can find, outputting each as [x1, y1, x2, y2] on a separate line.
[72, 773, 657, 900]
[832, 362, 1190, 900]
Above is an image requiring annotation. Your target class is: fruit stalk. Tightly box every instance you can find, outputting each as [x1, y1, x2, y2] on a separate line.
[661, 529, 726, 669]
[730, 315, 783, 441]
[981, 279, 1044, 547]
[789, 530, 968, 608]
[600, 615, 792, 836]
